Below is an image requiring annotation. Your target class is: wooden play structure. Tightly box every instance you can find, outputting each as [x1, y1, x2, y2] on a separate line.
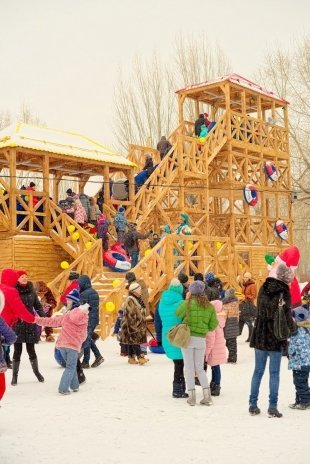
[0, 74, 293, 338]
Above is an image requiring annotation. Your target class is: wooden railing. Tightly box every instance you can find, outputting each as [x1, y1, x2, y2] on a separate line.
[99, 234, 233, 338]
[0, 177, 11, 231]
[15, 189, 48, 234]
[127, 144, 160, 173]
[48, 239, 103, 299]
[48, 199, 97, 259]
[230, 111, 288, 153]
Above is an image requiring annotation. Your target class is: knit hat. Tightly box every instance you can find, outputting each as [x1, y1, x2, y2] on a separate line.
[244, 272, 252, 279]
[126, 272, 136, 283]
[194, 273, 204, 282]
[276, 264, 294, 285]
[292, 306, 309, 322]
[205, 272, 215, 283]
[223, 288, 238, 304]
[66, 289, 80, 304]
[178, 273, 189, 284]
[66, 188, 73, 195]
[69, 271, 79, 281]
[129, 282, 141, 295]
[17, 270, 27, 278]
[278, 246, 300, 269]
[189, 281, 205, 295]
[170, 278, 181, 287]
[118, 206, 125, 213]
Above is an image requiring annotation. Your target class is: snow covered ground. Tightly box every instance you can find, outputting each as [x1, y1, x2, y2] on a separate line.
[0, 333, 308, 464]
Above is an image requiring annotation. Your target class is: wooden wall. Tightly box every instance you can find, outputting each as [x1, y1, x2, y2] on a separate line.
[0, 236, 71, 284]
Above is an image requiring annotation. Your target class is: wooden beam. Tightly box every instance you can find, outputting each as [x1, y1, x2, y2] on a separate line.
[103, 165, 110, 206]
[9, 148, 17, 231]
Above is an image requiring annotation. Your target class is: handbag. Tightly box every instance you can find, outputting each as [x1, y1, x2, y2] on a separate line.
[167, 305, 190, 348]
[274, 293, 290, 341]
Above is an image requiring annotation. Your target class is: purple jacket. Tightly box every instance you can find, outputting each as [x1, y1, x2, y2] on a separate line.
[0, 317, 17, 345]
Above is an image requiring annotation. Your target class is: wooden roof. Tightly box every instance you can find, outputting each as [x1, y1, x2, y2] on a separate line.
[0, 122, 134, 169]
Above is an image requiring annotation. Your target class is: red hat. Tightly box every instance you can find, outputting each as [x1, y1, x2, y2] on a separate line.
[16, 270, 27, 278]
[278, 246, 300, 268]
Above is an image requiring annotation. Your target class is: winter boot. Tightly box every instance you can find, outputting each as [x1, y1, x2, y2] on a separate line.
[172, 381, 189, 398]
[180, 378, 189, 398]
[78, 370, 86, 384]
[245, 326, 253, 343]
[200, 388, 213, 406]
[11, 361, 20, 386]
[30, 358, 44, 382]
[249, 406, 261, 416]
[81, 361, 90, 369]
[138, 355, 149, 365]
[187, 389, 196, 406]
[211, 384, 221, 396]
[128, 356, 138, 365]
[268, 408, 283, 418]
[91, 356, 104, 368]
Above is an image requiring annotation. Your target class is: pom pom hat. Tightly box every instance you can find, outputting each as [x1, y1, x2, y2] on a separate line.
[66, 289, 80, 304]
[189, 281, 205, 295]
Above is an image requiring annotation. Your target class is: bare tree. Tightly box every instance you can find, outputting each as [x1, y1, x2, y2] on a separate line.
[257, 36, 310, 274]
[113, 34, 232, 152]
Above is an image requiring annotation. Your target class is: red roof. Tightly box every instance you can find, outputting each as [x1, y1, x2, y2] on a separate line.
[176, 73, 289, 104]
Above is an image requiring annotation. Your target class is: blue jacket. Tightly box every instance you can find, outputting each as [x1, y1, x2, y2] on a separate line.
[154, 305, 162, 343]
[158, 285, 184, 360]
[77, 276, 100, 327]
[288, 326, 310, 370]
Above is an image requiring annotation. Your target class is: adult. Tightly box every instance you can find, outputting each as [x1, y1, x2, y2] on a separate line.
[12, 271, 46, 385]
[60, 271, 80, 305]
[34, 281, 57, 342]
[79, 192, 91, 222]
[158, 278, 188, 398]
[143, 154, 154, 178]
[124, 223, 152, 269]
[175, 281, 218, 406]
[194, 114, 205, 137]
[119, 282, 148, 365]
[249, 264, 296, 418]
[157, 136, 172, 160]
[114, 206, 127, 243]
[239, 272, 257, 342]
[0, 290, 17, 403]
[125, 272, 149, 315]
[26, 181, 39, 207]
[78, 275, 104, 368]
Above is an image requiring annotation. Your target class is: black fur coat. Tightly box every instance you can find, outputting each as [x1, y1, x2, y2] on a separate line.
[250, 277, 295, 352]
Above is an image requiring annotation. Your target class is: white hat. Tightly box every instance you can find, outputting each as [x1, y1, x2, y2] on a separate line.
[129, 282, 142, 295]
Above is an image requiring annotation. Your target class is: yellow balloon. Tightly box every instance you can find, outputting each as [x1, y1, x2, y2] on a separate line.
[105, 301, 115, 312]
[60, 261, 69, 270]
[144, 249, 152, 257]
[24, 195, 29, 202]
[199, 137, 206, 143]
[112, 279, 121, 288]
[67, 225, 75, 234]
[216, 241, 222, 250]
[85, 241, 93, 250]
[188, 241, 193, 250]
[72, 231, 80, 241]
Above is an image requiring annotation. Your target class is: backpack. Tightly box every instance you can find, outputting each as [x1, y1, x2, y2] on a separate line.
[124, 231, 135, 249]
[274, 293, 290, 341]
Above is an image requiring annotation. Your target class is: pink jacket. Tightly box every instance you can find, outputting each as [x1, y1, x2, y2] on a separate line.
[205, 300, 227, 366]
[74, 200, 87, 224]
[35, 308, 88, 352]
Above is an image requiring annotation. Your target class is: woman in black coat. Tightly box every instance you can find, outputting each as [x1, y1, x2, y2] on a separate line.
[12, 271, 46, 386]
[248, 264, 296, 418]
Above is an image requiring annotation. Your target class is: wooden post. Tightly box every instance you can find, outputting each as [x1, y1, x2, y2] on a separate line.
[42, 154, 50, 231]
[225, 83, 231, 141]
[127, 168, 135, 204]
[9, 148, 16, 232]
[241, 90, 246, 116]
[53, 173, 62, 204]
[103, 165, 110, 206]
[195, 100, 200, 119]
[178, 95, 185, 124]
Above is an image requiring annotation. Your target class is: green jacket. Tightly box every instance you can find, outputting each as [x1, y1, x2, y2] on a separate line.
[175, 298, 218, 337]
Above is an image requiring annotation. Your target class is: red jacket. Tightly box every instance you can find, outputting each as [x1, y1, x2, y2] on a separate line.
[60, 281, 80, 304]
[0, 269, 35, 327]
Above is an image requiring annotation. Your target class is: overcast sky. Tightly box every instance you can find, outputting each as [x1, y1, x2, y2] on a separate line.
[0, 0, 309, 151]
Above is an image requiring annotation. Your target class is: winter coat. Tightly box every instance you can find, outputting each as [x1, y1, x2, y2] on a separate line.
[143, 158, 154, 177]
[243, 280, 257, 302]
[113, 316, 122, 335]
[157, 137, 171, 158]
[120, 295, 147, 345]
[60, 281, 80, 305]
[77, 276, 100, 327]
[79, 194, 91, 221]
[74, 199, 87, 224]
[14, 282, 46, 344]
[34, 281, 56, 316]
[288, 326, 310, 370]
[125, 229, 151, 253]
[205, 301, 227, 366]
[0, 317, 17, 346]
[250, 277, 295, 352]
[154, 306, 162, 344]
[114, 211, 127, 232]
[0, 269, 35, 327]
[158, 285, 184, 360]
[205, 285, 220, 301]
[222, 300, 239, 339]
[35, 308, 88, 352]
[136, 278, 149, 314]
[195, 116, 205, 137]
[175, 298, 218, 338]
[96, 219, 109, 239]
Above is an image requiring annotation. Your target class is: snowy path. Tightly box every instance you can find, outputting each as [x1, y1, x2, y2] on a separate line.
[0, 333, 307, 464]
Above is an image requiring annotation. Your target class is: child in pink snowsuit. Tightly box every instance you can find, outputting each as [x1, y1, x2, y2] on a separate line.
[205, 299, 227, 396]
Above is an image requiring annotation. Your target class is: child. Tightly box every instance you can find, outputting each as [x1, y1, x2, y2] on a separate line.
[222, 289, 240, 363]
[112, 309, 128, 356]
[205, 299, 227, 396]
[35, 290, 89, 395]
[34, 281, 57, 342]
[288, 307, 310, 410]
